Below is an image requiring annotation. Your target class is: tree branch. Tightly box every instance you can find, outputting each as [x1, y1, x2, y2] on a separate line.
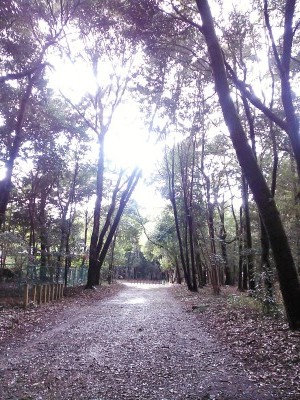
[225, 60, 288, 132]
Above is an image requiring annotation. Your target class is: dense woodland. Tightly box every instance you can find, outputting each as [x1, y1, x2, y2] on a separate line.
[0, 0, 300, 329]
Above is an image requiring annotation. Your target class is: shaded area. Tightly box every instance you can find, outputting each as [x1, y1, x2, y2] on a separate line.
[0, 283, 276, 399]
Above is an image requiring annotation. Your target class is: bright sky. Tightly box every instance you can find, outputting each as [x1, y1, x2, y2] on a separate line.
[47, 53, 167, 218]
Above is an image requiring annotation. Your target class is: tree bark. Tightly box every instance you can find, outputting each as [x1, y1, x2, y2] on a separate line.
[88, 133, 105, 287]
[0, 76, 36, 228]
[179, 140, 198, 291]
[264, 0, 300, 180]
[86, 168, 141, 288]
[166, 146, 193, 290]
[217, 203, 231, 285]
[196, 0, 300, 330]
[241, 174, 255, 291]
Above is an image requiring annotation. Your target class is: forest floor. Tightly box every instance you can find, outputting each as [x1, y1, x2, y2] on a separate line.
[0, 282, 299, 400]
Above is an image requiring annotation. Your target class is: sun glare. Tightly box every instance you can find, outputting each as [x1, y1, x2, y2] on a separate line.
[0, 166, 6, 181]
[48, 48, 159, 175]
[48, 57, 96, 102]
[47, 48, 165, 215]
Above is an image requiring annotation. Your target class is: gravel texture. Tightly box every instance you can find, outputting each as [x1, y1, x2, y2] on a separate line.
[0, 282, 278, 399]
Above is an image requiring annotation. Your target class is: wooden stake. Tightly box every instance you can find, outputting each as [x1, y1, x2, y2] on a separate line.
[44, 285, 47, 303]
[48, 284, 51, 302]
[23, 284, 29, 308]
[38, 285, 42, 304]
[33, 285, 37, 304]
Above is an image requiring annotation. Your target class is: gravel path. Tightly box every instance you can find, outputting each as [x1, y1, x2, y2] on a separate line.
[0, 283, 277, 399]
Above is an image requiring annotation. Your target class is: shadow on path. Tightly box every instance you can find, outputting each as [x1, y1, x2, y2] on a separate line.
[0, 282, 277, 399]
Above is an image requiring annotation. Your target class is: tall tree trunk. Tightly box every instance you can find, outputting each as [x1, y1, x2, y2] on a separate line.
[80, 209, 90, 268]
[86, 168, 141, 288]
[290, 155, 300, 274]
[174, 256, 182, 284]
[57, 218, 67, 283]
[241, 174, 255, 290]
[166, 147, 193, 290]
[260, 220, 274, 310]
[259, 115, 278, 306]
[200, 131, 220, 293]
[179, 140, 198, 291]
[88, 134, 105, 287]
[0, 76, 36, 228]
[107, 232, 117, 284]
[238, 206, 245, 291]
[64, 231, 71, 287]
[28, 192, 37, 256]
[39, 220, 48, 282]
[196, 0, 300, 330]
[264, 0, 300, 180]
[218, 204, 231, 285]
[195, 251, 204, 287]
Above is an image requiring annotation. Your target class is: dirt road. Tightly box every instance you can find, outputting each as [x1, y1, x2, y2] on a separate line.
[0, 283, 277, 399]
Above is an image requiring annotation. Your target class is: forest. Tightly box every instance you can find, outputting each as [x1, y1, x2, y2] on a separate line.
[0, 0, 300, 331]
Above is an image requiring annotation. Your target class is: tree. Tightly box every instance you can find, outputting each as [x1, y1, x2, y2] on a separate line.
[195, 0, 300, 330]
[0, 1, 80, 228]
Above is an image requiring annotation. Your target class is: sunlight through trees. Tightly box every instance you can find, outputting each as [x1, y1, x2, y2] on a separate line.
[0, 0, 300, 329]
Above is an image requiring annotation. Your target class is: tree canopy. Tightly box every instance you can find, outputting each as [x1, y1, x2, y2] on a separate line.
[1, 0, 300, 329]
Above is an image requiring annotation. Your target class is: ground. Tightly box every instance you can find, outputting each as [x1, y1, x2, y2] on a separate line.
[0, 282, 299, 399]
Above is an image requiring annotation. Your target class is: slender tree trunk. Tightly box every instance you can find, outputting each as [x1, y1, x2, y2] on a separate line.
[195, 251, 204, 287]
[107, 232, 117, 284]
[259, 116, 278, 305]
[241, 174, 255, 291]
[88, 134, 105, 287]
[196, 0, 300, 330]
[64, 231, 71, 287]
[290, 155, 300, 273]
[57, 218, 67, 283]
[28, 195, 37, 256]
[179, 140, 198, 291]
[260, 219, 274, 310]
[86, 168, 141, 288]
[80, 209, 90, 268]
[0, 76, 36, 228]
[174, 256, 182, 284]
[97, 170, 140, 270]
[39, 223, 48, 282]
[264, 0, 300, 179]
[166, 147, 192, 290]
[218, 205, 231, 285]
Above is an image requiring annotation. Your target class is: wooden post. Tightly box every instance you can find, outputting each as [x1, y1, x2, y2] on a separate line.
[57, 283, 61, 300]
[38, 285, 42, 304]
[23, 284, 29, 308]
[33, 285, 37, 304]
[49, 284, 53, 301]
[48, 284, 51, 302]
[44, 285, 47, 303]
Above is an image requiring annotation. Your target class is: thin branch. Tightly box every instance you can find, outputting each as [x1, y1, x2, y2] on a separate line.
[225, 60, 288, 132]
[0, 63, 48, 83]
[172, 5, 203, 32]
[60, 92, 98, 134]
[264, 0, 283, 74]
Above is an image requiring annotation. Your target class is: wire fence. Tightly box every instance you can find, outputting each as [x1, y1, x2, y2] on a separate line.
[0, 264, 88, 308]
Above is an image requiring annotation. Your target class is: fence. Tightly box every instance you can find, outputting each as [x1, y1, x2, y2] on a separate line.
[122, 279, 167, 285]
[0, 265, 88, 308]
[23, 283, 64, 307]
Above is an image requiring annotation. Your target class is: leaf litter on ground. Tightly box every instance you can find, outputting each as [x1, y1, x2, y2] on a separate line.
[172, 284, 300, 399]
